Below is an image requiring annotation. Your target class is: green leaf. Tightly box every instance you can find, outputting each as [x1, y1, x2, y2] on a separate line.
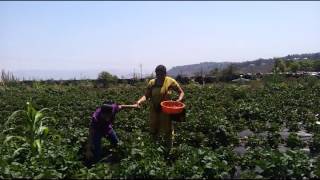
[27, 102, 37, 123]
[34, 108, 50, 125]
[2, 127, 16, 134]
[39, 117, 56, 126]
[149, 169, 156, 176]
[205, 162, 212, 169]
[4, 135, 26, 144]
[34, 111, 43, 126]
[5, 110, 27, 128]
[52, 134, 62, 145]
[33, 139, 42, 154]
[38, 108, 50, 114]
[13, 147, 27, 157]
[157, 147, 163, 153]
[36, 126, 49, 137]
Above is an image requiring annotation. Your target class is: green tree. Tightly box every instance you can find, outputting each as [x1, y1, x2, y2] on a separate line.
[273, 59, 286, 73]
[313, 60, 320, 71]
[300, 60, 313, 71]
[220, 64, 237, 81]
[97, 71, 118, 87]
[288, 61, 301, 73]
[209, 68, 220, 76]
[223, 64, 236, 76]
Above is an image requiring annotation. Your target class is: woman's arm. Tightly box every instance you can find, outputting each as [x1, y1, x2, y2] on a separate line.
[176, 85, 185, 102]
[135, 79, 153, 107]
[119, 104, 139, 109]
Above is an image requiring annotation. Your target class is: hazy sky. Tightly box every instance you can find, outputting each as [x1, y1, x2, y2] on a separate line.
[0, 1, 319, 79]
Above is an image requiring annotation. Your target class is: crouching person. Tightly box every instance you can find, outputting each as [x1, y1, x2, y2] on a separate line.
[85, 100, 138, 164]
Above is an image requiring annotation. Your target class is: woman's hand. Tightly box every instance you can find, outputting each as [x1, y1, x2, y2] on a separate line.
[133, 103, 140, 108]
[135, 102, 141, 108]
[176, 98, 182, 102]
[136, 96, 146, 108]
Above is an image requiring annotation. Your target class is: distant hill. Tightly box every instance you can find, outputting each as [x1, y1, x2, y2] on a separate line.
[167, 62, 232, 77]
[167, 52, 320, 77]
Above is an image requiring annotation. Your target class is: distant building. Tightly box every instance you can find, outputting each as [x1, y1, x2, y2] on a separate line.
[232, 75, 251, 83]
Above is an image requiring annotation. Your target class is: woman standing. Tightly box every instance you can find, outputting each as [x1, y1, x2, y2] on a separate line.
[135, 65, 184, 150]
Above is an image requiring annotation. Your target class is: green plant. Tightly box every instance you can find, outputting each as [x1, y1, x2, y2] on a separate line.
[310, 133, 320, 153]
[267, 132, 281, 148]
[1, 77, 320, 178]
[2, 102, 53, 155]
[287, 133, 303, 149]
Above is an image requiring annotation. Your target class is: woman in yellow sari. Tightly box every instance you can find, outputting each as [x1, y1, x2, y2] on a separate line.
[135, 65, 184, 150]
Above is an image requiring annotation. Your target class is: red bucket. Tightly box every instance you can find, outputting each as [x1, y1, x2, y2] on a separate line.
[161, 100, 185, 114]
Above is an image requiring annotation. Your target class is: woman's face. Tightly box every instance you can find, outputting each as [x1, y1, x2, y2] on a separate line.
[156, 70, 166, 80]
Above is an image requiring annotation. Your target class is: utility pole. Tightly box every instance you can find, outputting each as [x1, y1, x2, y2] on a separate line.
[140, 64, 142, 79]
[133, 68, 136, 80]
[201, 66, 205, 86]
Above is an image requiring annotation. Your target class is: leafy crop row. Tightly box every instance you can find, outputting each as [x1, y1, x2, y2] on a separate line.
[0, 77, 320, 178]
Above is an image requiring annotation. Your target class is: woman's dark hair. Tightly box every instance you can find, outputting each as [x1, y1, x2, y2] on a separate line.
[103, 100, 114, 105]
[155, 65, 166, 75]
[100, 100, 114, 115]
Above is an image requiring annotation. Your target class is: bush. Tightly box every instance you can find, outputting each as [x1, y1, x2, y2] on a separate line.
[97, 71, 118, 87]
[1, 70, 19, 86]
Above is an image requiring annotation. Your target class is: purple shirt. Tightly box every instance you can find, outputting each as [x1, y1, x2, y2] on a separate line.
[90, 104, 120, 135]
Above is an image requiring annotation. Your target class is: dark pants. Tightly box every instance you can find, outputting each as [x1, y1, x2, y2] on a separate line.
[92, 128, 119, 162]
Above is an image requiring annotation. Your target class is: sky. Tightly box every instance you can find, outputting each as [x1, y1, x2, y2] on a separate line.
[0, 1, 319, 79]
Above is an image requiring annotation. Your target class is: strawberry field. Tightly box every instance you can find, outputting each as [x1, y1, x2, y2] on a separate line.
[1, 76, 320, 179]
